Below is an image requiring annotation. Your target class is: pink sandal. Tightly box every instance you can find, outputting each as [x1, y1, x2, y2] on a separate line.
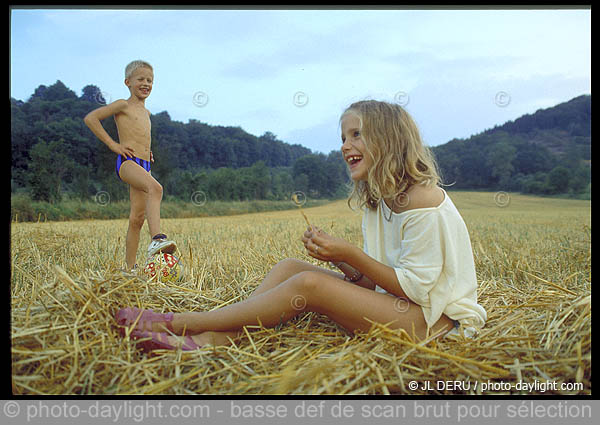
[115, 307, 175, 336]
[130, 330, 202, 352]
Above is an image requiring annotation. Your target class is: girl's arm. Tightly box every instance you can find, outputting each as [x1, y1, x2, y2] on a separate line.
[303, 227, 407, 297]
[329, 261, 376, 290]
[84, 100, 133, 158]
[341, 245, 408, 298]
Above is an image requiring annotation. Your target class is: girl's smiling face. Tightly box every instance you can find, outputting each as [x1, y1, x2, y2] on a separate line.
[341, 113, 371, 181]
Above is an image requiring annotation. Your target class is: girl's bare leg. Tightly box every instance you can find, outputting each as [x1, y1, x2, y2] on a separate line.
[252, 258, 343, 297]
[178, 259, 341, 346]
[147, 265, 453, 344]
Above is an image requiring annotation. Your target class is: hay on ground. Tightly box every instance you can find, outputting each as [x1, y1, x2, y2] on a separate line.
[11, 194, 591, 395]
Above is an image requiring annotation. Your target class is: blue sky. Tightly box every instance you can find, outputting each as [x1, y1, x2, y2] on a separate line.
[10, 7, 590, 154]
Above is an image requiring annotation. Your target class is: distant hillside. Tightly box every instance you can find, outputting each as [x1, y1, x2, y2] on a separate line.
[432, 95, 590, 197]
[483, 95, 590, 156]
[10, 80, 590, 204]
[10, 81, 348, 203]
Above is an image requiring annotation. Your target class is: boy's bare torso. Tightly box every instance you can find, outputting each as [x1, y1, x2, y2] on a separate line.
[114, 100, 151, 161]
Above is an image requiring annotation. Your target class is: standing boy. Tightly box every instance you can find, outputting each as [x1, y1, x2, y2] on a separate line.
[84, 60, 176, 272]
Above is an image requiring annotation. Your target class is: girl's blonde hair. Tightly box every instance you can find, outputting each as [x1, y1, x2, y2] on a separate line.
[341, 100, 441, 211]
[125, 60, 153, 80]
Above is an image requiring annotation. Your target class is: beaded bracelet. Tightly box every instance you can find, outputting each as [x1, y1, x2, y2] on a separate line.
[330, 262, 363, 282]
[344, 270, 363, 282]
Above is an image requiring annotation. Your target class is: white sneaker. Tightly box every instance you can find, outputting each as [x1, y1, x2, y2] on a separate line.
[147, 234, 177, 257]
[121, 264, 139, 275]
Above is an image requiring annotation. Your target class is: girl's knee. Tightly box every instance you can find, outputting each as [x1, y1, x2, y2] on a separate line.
[285, 271, 338, 314]
[275, 258, 308, 273]
[289, 270, 323, 294]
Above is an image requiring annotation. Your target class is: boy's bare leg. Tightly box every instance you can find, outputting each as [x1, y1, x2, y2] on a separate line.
[125, 185, 147, 270]
[118, 161, 163, 238]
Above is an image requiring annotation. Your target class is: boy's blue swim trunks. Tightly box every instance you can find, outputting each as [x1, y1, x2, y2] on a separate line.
[115, 155, 151, 180]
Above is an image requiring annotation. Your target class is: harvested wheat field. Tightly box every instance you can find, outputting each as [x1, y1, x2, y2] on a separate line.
[10, 191, 590, 395]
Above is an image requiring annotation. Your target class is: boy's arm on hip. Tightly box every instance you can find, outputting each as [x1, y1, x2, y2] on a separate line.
[84, 99, 128, 147]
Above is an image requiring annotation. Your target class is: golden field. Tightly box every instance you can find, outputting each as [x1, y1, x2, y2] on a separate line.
[10, 191, 591, 395]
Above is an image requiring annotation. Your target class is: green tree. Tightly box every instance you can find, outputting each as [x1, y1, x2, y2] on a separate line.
[271, 168, 294, 200]
[207, 167, 239, 200]
[568, 165, 591, 194]
[292, 154, 329, 197]
[244, 161, 271, 199]
[546, 166, 571, 194]
[486, 139, 517, 188]
[28, 139, 74, 202]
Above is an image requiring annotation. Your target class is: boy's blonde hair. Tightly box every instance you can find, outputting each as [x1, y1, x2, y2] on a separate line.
[125, 60, 153, 80]
[341, 100, 441, 211]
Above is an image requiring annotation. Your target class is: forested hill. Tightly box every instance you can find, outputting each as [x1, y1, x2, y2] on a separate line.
[11, 81, 311, 173]
[432, 95, 590, 196]
[10, 80, 590, 204]
[11, 81, 349, 203]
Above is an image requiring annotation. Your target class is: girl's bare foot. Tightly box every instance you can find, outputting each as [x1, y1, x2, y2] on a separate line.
[132, 330, 238, 352]
[115, 307, 175, 334]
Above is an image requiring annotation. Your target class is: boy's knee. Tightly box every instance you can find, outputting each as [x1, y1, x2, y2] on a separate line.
[149, 181, 163, 197]
[129, 212, 145, 229]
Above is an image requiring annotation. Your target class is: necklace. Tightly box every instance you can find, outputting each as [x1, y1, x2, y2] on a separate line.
[383, 192, 410, 221]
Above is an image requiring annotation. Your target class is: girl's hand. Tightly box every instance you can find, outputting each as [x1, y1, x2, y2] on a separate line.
[150, 151, 154, 163]
[301, 226, 351, 263]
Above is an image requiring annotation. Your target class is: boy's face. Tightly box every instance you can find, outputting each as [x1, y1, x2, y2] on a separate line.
[125, 67, 153, 99]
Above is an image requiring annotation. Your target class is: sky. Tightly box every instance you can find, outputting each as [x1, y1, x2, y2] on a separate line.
[10, 7, 591, 154]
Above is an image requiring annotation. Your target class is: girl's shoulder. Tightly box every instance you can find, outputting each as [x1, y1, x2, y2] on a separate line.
[389, 184, 445, 214]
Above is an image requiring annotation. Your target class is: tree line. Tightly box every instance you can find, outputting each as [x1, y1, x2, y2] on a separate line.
[11, 81, 590, 208]
[11, 81, 349, 204]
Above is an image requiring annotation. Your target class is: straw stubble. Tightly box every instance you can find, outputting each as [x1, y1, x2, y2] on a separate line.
[11, 192, 591, 395]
